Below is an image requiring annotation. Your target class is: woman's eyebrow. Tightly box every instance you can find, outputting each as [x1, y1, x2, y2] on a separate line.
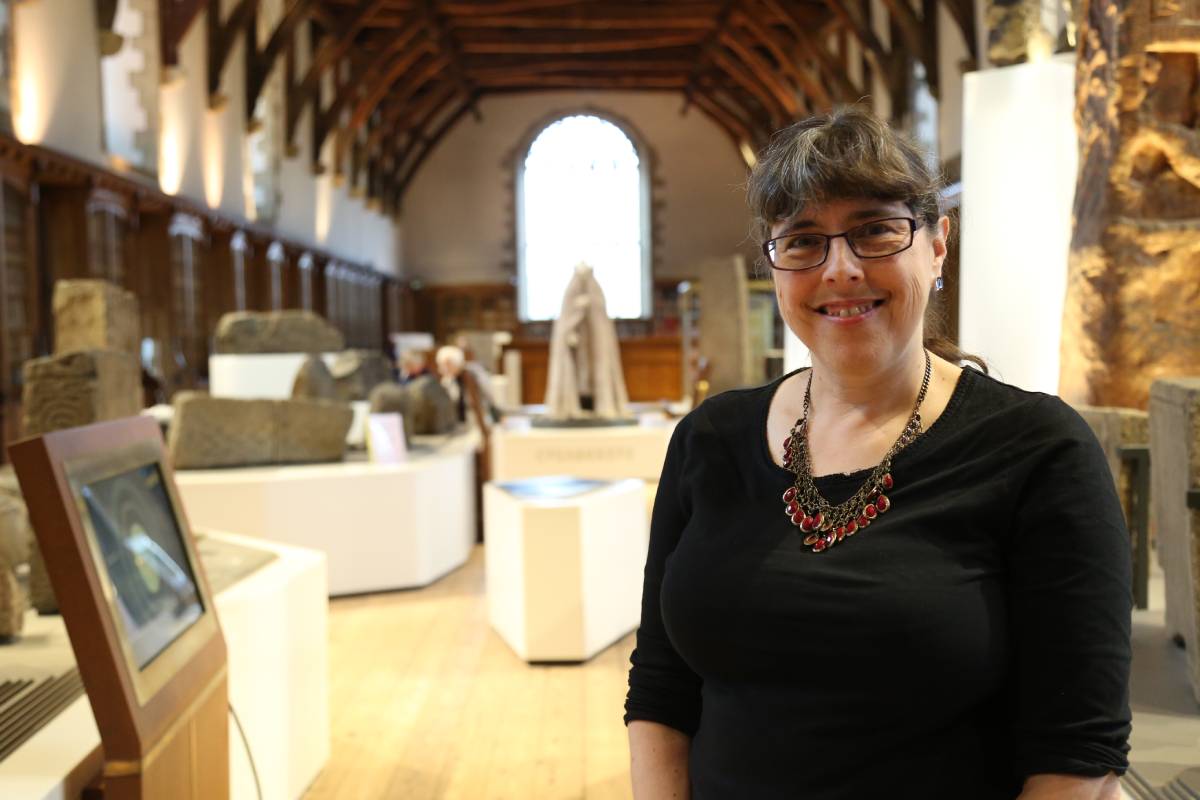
[776, 207, 899, 235]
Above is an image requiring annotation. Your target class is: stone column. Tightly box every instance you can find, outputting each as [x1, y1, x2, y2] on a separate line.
[1148, 378, 1200, 704]
[1060, 0, 1200, 408]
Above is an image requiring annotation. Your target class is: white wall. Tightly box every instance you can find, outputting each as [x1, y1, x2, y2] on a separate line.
[959, 55, 1076, 393]
[402, 92, 754, 285]
[11, 0, 400, 274]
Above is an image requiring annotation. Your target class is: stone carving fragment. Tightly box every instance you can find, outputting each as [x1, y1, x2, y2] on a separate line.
[0, 480, 29, 636]
[1148, 377, 1200, 704]
[22, 351, 142, 437]
[329, 350, 393, 402]
[1076, 405, 1150, 525]
[214, 310, 344, 355]
[53, 279, 140, 356]
[367, 376, 456, 437]
[169, 392, 353, 469]
[292, 355, 337, 401]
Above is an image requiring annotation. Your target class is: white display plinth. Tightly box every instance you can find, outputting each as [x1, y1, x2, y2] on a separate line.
[175, 434, 478, 596]
[490, 422, 675, 482]
[0, 532, 329, 800]
[484, 478, 647, 662]
[209, 353, 340, 400]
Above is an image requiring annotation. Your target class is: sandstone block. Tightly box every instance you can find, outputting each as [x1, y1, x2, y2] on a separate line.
[22, 350, 141, 437]
[1148, 377, 1200, 704]
[330, 350, 393, 402]
[369, 376, 455, 435]
[0, 568, 25, 640]
[169, 392, 353, 469]
[52, 279, 140, 356]
[1076, 405, 1151, 524]
[292, 355, 337, 401]
[214, 310, 344, 355]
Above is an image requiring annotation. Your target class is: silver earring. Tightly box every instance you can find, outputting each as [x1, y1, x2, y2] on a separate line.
[935, 276, 944, 292]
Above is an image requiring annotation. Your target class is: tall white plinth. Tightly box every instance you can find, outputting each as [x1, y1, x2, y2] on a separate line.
[484, 478, 647, 662]
[175, 435, 477, 596]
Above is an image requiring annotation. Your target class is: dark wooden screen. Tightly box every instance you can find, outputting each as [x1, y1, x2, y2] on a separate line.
[0, 179, 35, 450]
[168, 212, 207, 389]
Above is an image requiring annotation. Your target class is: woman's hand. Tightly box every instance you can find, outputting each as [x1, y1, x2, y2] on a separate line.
[1018, 773, 1122, 799]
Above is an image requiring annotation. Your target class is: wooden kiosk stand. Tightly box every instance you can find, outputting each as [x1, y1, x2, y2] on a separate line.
[9, 416, 229, 799]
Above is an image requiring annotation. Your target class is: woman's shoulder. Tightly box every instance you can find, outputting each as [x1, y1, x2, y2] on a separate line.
[952, 367, 1098, 447]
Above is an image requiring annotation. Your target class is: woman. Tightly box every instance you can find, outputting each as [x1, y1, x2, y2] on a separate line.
[624, 107, 1131, 799]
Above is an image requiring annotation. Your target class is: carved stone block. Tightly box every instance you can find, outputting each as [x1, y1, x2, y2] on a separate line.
[292, 355, 337, 401]
[369, 376, 455, 435]
[22, 351, 141, 437]
[1148, 377, 1200, 704]
[0, 569, 24, 640]
[0, 476, 30, 631]
[1076, 405, 1150, 524]
[274, 400, 355, 463]
[52, 279, 140, 356]
[169, 392, 353, 469]
[330, 350, 393, 402]
[214, 310, 344, 355]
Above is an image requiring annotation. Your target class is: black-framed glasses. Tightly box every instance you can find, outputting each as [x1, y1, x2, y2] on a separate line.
[763, 217, 918, 271]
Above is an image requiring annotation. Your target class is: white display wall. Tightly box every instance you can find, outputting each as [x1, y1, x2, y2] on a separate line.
[959, 55, 1077, 394]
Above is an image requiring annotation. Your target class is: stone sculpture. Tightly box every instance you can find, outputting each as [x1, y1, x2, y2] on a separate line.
[292, 355, 337, 401]
[329, 350, 393, 402]
[214, 310, 344, 355]
[1076, 405, 1150, 526]
[698, 255, 754, 396]
[1060, 3, 1200, 407]
[53, 279, 140, 356]
[169, 392, 353, 469]
[0, 477, 30, 639]
[545, 264, 630, 421]
[367, 375, 456, 436]
[1148, 377, 1200, 704]
[22, 351, 142, 436]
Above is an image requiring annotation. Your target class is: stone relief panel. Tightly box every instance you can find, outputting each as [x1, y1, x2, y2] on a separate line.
[98, 0, 160, 173]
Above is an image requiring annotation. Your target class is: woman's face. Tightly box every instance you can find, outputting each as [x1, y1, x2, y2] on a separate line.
[770, 197, 948, 372]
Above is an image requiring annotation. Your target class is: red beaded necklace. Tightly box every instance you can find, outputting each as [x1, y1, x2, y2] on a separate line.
[780, 350, 931, 553]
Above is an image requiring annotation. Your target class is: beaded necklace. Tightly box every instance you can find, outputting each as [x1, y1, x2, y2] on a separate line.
[780, 350, 931, 553]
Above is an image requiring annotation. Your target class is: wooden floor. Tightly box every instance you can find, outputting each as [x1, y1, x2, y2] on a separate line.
[304, 546, 637, 800]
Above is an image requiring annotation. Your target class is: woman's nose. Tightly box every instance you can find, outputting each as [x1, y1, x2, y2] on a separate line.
[821, 238, 865, 283]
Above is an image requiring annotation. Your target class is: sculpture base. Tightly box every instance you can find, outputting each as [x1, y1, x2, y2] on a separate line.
[530, 416, 637, 428]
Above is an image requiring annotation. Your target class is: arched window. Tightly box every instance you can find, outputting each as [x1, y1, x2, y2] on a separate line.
[517, 114, 649, 321]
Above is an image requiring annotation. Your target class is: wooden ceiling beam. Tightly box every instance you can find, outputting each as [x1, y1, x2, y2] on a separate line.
[438, 0, 588, 13]
[457, 30, 702, 54]
[418, 0, 482, 124]
[874, 0, 939, 96]
[718, 31, 803, 119]
[815, 0, 888, 70]
[471, 75, 690, 89]
[207, 0, 259, 104]
[729, 10, 830, 109]
[160, 0, 208, 69]
[381, 81, 461, 166]
[246, 0, 319, 121]
[707, 46, 792, 125]
[365, 52, 454, 150]
[286, 0, 388, 147]
[750, 0, 863, 101]
[465, 58, 696, 78]
[393, 94, 480, 204]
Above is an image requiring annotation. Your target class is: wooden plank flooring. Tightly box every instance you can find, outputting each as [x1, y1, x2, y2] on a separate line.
[304, 546, 636, 800]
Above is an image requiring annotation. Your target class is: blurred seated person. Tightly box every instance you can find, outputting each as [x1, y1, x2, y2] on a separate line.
[436, 345, 498, 424]
[398, 349, 433, 384]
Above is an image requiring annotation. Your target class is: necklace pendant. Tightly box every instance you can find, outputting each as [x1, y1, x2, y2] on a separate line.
[876, 494, 890, 512]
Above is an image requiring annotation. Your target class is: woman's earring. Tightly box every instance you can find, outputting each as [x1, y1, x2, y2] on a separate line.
[935, 276, 944, 292]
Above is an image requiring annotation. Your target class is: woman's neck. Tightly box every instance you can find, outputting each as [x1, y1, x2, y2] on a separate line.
[807, 342, 928, 425]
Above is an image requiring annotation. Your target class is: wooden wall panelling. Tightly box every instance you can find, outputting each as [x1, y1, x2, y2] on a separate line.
[504, 335, 683, 405]
[205, 228, 237, 345]
[167, 212, 208, 390]
[132, 210, 173, 402]
[265, 240, 286, 310]
[0, 178, 36, 454]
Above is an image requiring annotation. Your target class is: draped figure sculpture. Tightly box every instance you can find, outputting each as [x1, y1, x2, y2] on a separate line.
[544, 264, 630, 421]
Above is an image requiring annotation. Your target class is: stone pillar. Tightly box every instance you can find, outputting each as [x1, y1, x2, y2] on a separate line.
[1148, 378, 1200, 704]
[1060, 0, 1200, 408]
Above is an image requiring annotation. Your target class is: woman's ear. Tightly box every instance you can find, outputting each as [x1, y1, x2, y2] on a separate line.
[931, 216, 950, 271]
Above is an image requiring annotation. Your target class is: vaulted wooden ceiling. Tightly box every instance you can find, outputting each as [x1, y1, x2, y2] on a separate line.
[163, 0, 976, 212]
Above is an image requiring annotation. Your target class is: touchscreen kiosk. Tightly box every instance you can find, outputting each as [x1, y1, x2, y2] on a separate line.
[10, 416, 228, 800]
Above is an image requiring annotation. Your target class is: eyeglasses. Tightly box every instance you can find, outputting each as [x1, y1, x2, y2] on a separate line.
[763, 217, 918, 271]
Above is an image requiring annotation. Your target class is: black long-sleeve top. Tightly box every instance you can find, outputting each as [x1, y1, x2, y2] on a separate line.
[624, 366, 1132, 799]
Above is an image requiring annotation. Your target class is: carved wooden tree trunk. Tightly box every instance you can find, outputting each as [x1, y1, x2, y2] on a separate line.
[1060, 0, 1200, 409]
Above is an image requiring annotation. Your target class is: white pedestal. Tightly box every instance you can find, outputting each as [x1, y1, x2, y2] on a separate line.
[209, 353, 339, 400]
[490, 423, 674, 482]
[176, 435, 478, 596]
[0, 532, 329, 800]
[484, 478, 646, 662]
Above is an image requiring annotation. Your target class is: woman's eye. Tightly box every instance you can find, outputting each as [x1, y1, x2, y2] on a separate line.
[785, 235, 824, 251]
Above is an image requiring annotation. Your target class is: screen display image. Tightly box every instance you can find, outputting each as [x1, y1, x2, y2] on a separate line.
[80, 464, 203, 669]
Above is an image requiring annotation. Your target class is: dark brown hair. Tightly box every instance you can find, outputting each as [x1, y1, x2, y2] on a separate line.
[747, 106, 986, 372]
